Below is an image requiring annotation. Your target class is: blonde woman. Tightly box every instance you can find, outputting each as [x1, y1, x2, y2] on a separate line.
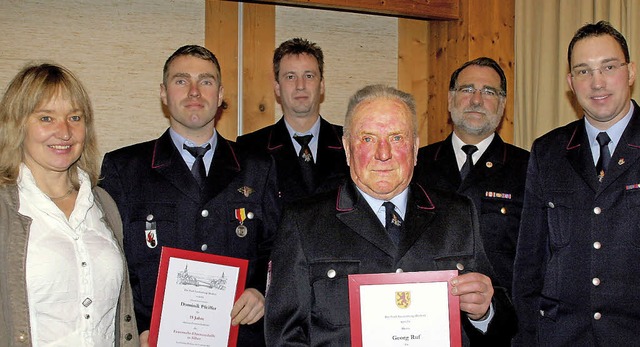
[0, 63, 138, 346]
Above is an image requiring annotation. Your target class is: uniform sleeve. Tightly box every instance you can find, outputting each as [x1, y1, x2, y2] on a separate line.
[100, 153, 150, 333]
[512, 142, 549, 345]
[248, 154, 282, 292]
[264, 208, 310, 346]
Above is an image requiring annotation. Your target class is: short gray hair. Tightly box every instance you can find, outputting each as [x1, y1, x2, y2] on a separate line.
[343, 84, 417, 138]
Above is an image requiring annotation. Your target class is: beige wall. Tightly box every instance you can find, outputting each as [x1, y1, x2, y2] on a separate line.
[0, 0, 204, 157]
[0, 0, 399, 156]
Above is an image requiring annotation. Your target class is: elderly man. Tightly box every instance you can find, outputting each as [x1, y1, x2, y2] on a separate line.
[265, 84, 516, 346]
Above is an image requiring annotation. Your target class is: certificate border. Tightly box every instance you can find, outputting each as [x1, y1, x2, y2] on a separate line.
[149, 246, 248, 347]
[348, 270, 461, 347]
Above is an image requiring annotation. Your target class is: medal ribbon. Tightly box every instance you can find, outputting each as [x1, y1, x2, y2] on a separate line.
[235, 208, 247, 224]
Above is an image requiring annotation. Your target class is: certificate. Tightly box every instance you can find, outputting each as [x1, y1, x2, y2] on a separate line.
[149, 247, 248, 347]
[348, 270, 461, 347]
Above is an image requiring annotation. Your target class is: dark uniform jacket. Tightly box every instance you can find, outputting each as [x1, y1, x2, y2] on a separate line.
[265, 181, 517, 346]
[236, 117, 348, 204]
[100, 130, 280, 347]
[513, 100, 640, 346]
[414, 134, 529, 293]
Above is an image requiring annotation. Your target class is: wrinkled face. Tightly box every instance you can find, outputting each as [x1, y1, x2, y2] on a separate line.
[449, 65, 505, 138]
[274, 53, 325, 119]
[160, 55, 224, 137]
[343, 97, 419, 200]
[23, 95, 85, 176]
[567, 35, 636, 130]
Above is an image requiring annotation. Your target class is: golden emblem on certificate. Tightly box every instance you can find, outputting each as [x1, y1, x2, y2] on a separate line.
[395, 291, 411, 309]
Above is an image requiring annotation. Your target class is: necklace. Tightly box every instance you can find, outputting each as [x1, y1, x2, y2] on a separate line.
[48, 187, 75, 201]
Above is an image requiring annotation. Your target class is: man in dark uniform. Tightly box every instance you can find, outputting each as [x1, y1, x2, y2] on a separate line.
[100, 45, 280, 346]
[236, 38, 348, 203]
[513, 21, 640, 346]
[413, 57, 529, 293]
[265, 84, 516, 346]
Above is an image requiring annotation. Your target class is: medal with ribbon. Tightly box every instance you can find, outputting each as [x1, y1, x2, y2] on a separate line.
[234, 208, 248, 237]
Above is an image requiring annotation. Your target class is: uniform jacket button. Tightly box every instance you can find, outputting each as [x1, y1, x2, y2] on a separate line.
[124, 314, 132, 322]
[125, 333, 133, 340]
[327, 269, 336, 278]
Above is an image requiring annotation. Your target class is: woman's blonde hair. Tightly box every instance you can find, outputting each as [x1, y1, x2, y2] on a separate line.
[0, 63, 100, 187]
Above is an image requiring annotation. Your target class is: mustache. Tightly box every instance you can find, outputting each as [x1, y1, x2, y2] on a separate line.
[463, 106, 487, 114]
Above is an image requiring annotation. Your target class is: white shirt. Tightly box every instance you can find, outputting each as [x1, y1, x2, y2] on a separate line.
[18, 164, 123, 346]
[451, 132, 495, 170]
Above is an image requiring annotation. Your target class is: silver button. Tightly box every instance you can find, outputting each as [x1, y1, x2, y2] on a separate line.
[146, 214, 154, 221]
[456, 263, 465, 271]
[594, 312, 602, 320]
[327, 269, 336, 278]
[201, 209, 209, 217]
[592, 278, 600, 286]
[593, 207, 602, 214]
[18, 332, 27, 342]
[593, 241, 602, 249]
[247, 212, 254, 219]
[547, 202, 555, 208]
[201, 244, 208, 251]
[395, 268, 404, 273]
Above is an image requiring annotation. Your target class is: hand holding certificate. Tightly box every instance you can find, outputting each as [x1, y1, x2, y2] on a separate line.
[348, 270, 461, 347]
[149, 247, 248, 347]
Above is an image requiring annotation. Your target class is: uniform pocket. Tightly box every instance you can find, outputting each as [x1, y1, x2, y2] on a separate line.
[309, 260, 360, 327]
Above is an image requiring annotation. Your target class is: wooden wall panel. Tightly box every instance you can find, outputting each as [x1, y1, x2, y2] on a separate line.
[242, 3, 276, 135]
[398, 19, 429, 145]
[205, 0, 239, 139]
[425, 0, 515, 144]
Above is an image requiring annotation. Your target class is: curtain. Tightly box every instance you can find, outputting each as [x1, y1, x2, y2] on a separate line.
[514, 0, 640, 149]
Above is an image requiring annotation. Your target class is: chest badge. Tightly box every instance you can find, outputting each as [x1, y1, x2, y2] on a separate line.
[145, 221, 157, 248]
[237, 186, 255, 198]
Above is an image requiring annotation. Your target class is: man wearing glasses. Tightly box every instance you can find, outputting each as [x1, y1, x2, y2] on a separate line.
[513, 21, 638, 346]
[413, 57, 529, 296]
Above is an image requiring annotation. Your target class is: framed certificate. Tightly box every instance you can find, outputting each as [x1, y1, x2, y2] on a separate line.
[348, 270, 461, 347]
[149, 247, 248, 347]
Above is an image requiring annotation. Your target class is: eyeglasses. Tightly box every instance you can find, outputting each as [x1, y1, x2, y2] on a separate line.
[452, 86, 505, 99]
[571, 62, 629, 81]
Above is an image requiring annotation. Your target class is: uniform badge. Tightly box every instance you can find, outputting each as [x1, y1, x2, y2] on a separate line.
[395, 291, 411, 309]
[485, 191, 512, 199]
[618, 158, 625, 165]
[234, 208, 248, 237]
[145, 221, 157, 248]
[237, 186, 255, 198]
[625, 183, 640, 191]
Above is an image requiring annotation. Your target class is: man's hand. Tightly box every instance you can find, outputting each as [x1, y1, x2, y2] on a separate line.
[140, 330, 149, 347]
[450, 272, 494, 320]
[231, 288, 265, 326]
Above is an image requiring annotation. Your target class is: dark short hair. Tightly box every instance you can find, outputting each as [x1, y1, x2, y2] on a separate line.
[567, 20, 630, 68]
[163, 45, 221, 86]
[449, 57, 507, 95]
[273, 38, 324, 82]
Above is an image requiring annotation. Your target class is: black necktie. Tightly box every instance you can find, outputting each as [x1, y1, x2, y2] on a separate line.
[383, 201, 403, 245]
[459, 145, 478, 181]
[293, 135, 315, 192]
[596, 132, 611, 181]
[183, 143, 211, 187]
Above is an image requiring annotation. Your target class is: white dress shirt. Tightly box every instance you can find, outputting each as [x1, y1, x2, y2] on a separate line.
[18, 164, 123, 346]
